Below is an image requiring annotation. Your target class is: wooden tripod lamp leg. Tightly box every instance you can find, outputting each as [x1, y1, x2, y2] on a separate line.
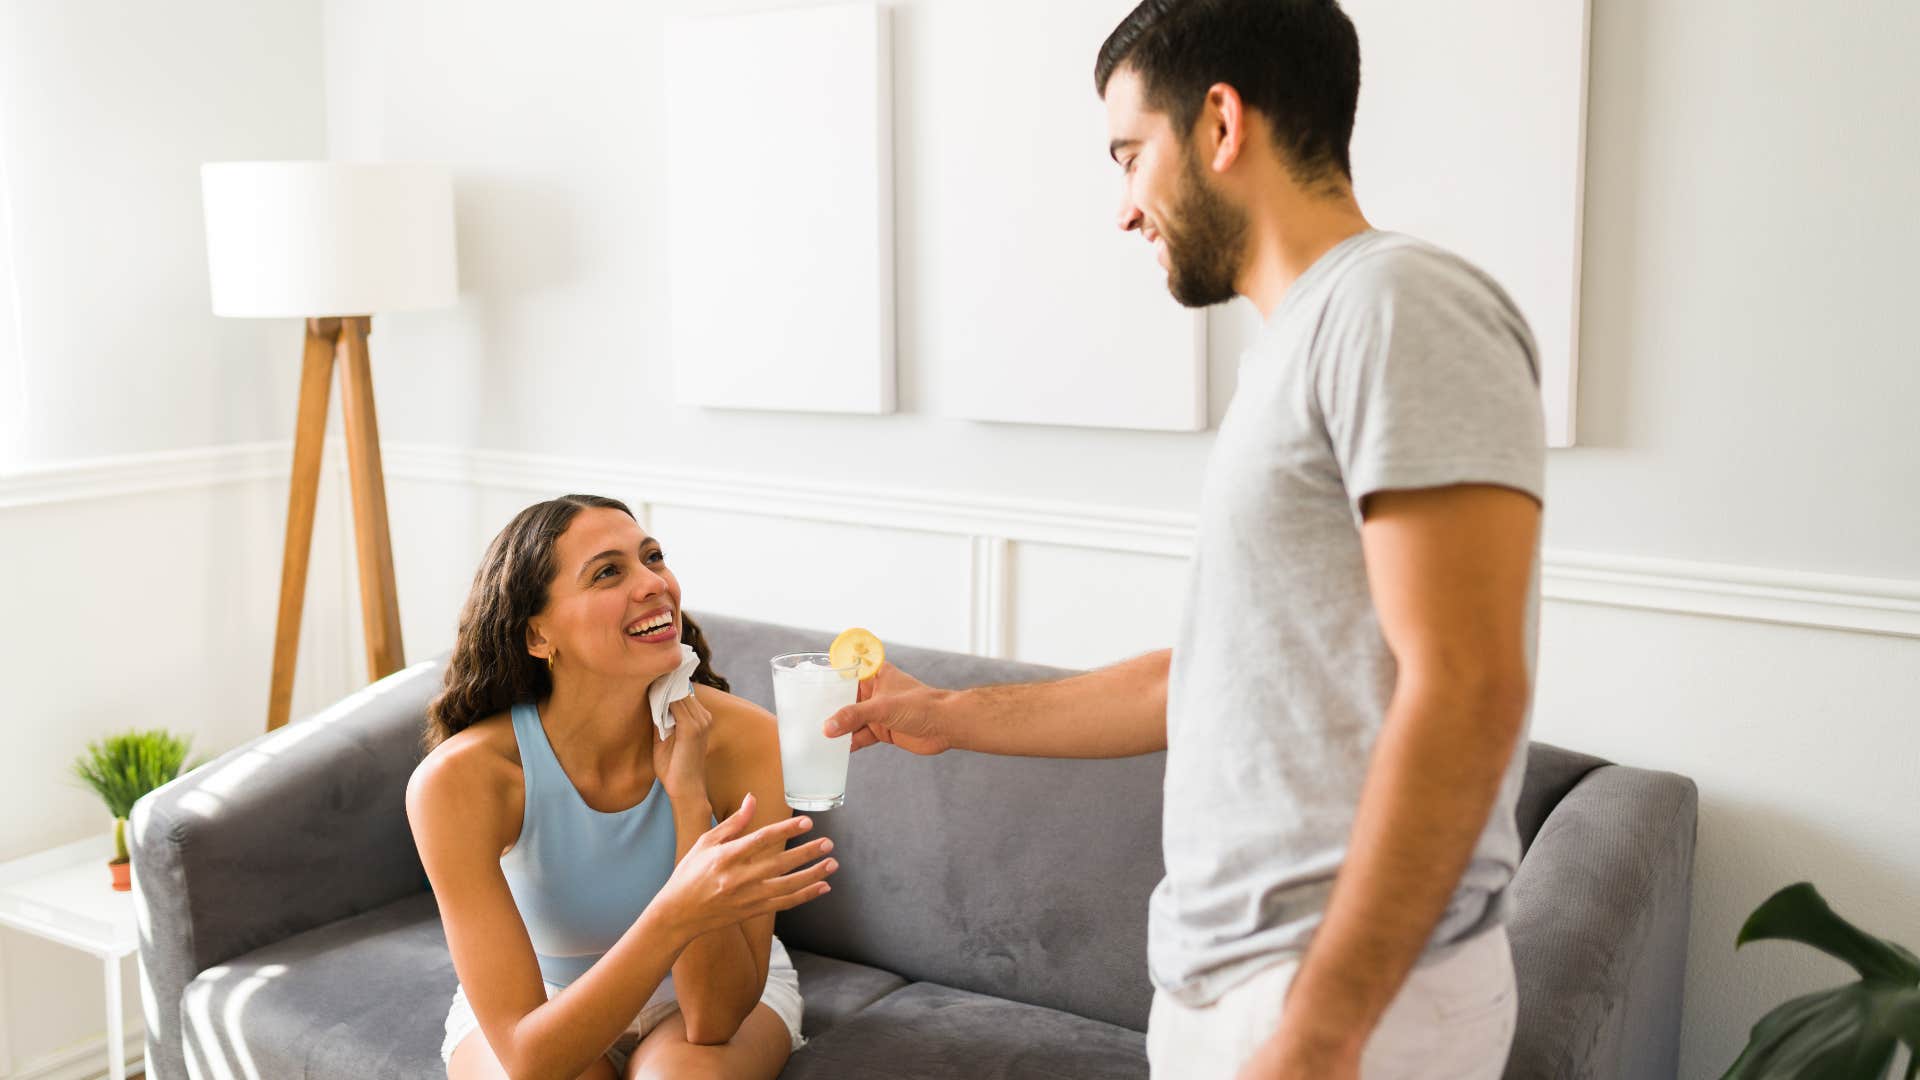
[335, 315, 406, 682]
[267, 318, 340, 731]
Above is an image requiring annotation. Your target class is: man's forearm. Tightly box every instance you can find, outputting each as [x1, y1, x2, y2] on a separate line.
[944, 649, 1170, 758]
[1277, 672, 1528, 1053]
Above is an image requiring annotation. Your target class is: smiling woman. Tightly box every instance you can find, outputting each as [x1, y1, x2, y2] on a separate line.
[407, 494, 834, 1079]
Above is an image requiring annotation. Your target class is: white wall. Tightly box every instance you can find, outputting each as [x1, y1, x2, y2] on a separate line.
[1, 0, 1915, 1077]
[0, 0, 330, 1074]
[322, 2, 1920, 1076]
[317, 0, 1264, 512]
[0, 0, 327, 468]
[1562, 0, 1920, 579]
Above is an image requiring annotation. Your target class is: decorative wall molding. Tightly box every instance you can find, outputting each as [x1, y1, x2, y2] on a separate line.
[968, 536, 1010, 659]
[1541, 550, 1920, 639]
[8, 441, 1920, 642]
[0, 442, 286, 510]
[420, 446, 1199, 557]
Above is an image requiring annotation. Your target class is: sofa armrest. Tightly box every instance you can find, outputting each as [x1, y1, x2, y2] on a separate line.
[130, 659, 442, 1080]
[1504, 762, 1699, 1080]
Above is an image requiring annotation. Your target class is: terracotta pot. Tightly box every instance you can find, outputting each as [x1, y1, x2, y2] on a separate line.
[109, 859, 131, 892]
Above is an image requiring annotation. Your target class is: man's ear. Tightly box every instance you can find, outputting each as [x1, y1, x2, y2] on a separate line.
[1203, 82, 1248, 174]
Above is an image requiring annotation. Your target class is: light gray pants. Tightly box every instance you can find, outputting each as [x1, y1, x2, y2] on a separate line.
[1147, 926, 1517, 1080]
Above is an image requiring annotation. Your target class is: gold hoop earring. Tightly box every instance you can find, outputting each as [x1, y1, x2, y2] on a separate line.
[546, 651, 555, 673]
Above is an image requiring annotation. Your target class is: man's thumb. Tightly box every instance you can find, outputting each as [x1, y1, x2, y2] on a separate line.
[823, 701, 870, 738]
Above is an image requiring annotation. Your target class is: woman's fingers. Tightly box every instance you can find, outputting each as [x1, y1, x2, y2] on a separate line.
[768, 835, 834, 875]
[762, 857, 839, 899]
[668, 697, 708, 733]
[737, 813, 815, 853]
[705, 793, 757, 843]
[758, 880, 833, 915]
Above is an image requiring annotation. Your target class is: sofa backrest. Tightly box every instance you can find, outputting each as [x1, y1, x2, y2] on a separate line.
[1512, 742, 1608, 853]
[700, 613, 1167, 1032]
[703, 613, 1628, 1035]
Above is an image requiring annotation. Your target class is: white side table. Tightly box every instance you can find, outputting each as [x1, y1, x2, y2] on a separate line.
[0, 835, 141, 1080]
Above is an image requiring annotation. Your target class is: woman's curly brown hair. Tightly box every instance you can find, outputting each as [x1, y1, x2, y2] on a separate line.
[424, 494, 728, 750]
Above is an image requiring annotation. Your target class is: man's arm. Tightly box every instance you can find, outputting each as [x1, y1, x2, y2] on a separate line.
[1242, 482, 1538, 1078]
[824, 648, 1169, 759]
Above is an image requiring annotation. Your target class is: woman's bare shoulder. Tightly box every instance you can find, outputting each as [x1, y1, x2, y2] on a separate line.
[693, 683, 775, 733]
[406, 713, 521, 828]
[692, 684, 778, 772]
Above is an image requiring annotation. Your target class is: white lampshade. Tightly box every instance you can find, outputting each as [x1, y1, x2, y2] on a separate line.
[201, 161, 458, 318]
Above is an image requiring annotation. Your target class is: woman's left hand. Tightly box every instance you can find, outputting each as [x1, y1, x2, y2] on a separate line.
[654, 694, 715, 807]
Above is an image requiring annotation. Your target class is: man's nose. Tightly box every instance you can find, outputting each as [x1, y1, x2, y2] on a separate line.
[1117, 194, 1143, 233]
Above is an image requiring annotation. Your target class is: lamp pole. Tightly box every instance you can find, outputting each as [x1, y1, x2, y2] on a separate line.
[266, 315, 404, 731]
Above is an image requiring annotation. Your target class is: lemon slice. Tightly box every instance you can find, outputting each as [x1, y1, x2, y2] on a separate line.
[829, 627, 885, 681]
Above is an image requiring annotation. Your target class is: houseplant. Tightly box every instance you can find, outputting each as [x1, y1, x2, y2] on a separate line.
[71, 729, 194, 891]
[1724, 883, 1920, 1079]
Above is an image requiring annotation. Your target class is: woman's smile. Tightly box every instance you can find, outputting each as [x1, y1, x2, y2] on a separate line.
[624, 608, 679, 645]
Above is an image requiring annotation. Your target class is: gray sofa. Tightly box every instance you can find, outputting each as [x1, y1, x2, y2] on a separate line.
[132, 613, 1698, 1079]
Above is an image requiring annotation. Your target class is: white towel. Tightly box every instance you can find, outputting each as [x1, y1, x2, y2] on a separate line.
[647, 643, 703, 741]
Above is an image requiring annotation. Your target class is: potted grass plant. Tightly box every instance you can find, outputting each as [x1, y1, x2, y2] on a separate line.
[71, 729, 195, 891]
[1723, 883, 1920, 1078]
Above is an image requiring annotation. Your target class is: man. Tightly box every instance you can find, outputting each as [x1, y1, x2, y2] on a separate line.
[826, 2, 1546, 1077]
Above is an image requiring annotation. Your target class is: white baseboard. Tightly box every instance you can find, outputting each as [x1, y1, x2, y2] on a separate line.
[0, 442, 286, 511]
[7, 1030, 142, 1080]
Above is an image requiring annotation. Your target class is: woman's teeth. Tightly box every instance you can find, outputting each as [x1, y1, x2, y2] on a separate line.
[628, 616, 673, 637]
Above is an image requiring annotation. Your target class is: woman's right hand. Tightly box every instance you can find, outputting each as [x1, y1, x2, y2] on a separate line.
[655, 793, 838, 941]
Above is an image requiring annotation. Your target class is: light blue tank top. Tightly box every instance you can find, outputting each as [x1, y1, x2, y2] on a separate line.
[501, 702, 679, 987]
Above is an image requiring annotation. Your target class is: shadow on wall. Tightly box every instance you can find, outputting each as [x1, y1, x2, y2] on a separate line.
[1570, 0, 1655, 452]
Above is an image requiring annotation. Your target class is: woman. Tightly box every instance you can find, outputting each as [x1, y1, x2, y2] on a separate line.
[408, 494, 834, 1079]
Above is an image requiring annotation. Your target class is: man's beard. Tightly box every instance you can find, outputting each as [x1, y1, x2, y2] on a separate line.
[1160, 149, 1251, 309]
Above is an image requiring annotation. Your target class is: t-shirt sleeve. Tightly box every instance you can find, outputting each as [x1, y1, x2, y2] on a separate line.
[1313, 249, 1547, 518]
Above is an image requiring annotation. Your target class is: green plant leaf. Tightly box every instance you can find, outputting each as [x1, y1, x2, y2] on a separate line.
[1738, 884, 1920, 984]
[70, 729, 195, 820]
[1721, 983, 1920, 1080]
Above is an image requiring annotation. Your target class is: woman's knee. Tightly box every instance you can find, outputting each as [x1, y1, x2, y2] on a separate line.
[628, 1049, 729, 1080]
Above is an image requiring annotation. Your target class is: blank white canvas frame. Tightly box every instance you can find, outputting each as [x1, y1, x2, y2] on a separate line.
[665, 3, 895, 415]
[1344, 0, 1590, 447]
[915, 0, 1208, 433]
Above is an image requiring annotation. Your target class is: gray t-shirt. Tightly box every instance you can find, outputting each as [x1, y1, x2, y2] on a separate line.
[1148, 230, 1547, 1006]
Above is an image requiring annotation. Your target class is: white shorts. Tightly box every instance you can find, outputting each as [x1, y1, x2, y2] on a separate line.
[441, 934, 806, 1071]
[1147, 926, 1517, 1080]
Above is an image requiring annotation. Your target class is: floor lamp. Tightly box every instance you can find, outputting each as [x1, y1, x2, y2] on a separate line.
[201, 162, 458, 730]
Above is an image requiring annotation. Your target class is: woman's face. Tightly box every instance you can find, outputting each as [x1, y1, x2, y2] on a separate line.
[529, 507, 685, 682]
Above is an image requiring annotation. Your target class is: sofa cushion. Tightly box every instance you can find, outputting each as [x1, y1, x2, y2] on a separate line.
[780, 982, 1148, 1080]
[788, 949, 909, 1038]
[699, 613, 1166, 1033]
[180, 892, 915, 1078]
[182, 891, 452, 1078]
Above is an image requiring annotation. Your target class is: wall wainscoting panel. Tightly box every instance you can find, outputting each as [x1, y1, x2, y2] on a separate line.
[10, 440, 1920, 689]
[370, 444, 1920, 651]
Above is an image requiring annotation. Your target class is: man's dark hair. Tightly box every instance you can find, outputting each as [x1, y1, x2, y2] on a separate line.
[1095, 0, 1361, 184]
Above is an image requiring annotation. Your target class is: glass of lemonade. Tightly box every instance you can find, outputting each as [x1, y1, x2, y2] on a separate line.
[771, 652, 860, 811]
